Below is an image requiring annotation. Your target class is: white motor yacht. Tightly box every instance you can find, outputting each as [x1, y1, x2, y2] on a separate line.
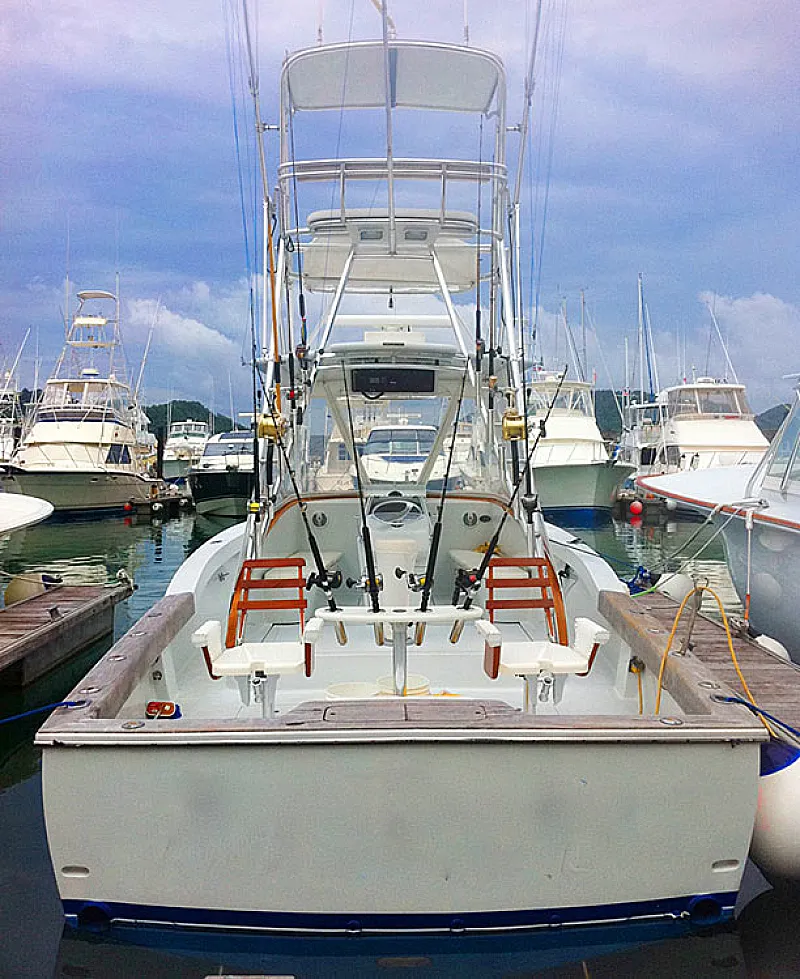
[0, 291, 164, 513]
[188, 430, 254, 516]
[619, 378, 768, 479]
[36, 29, 796, 940]
[162, 418, 210, 480]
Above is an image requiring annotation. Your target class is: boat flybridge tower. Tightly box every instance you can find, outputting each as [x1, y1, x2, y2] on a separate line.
[265, 39, 522, 399]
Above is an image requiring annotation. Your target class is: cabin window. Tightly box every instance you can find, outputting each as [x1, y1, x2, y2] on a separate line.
[640, 447, 656, 466]
[106, 444, 131, 464]
[664, 445, 681, 466]
[337, 443, 349, 461]
[404, 228, 428, 241]
[359, 228, 383, 241]
[765, 409, 800, 484]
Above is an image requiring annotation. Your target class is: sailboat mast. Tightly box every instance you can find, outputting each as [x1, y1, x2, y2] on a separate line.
[637, 273, 645, 404]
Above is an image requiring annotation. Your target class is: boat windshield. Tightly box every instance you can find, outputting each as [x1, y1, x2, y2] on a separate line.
[757, 393, 800, 492]
[203, 437, 253, 457]
[667, 386, 747, 418]
[362, 427, 437, 457]
[528, 383, 593, 417]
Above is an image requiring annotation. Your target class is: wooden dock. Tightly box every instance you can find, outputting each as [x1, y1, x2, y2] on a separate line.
[601, 588, 800, 730]
[0, 581, 134, 687]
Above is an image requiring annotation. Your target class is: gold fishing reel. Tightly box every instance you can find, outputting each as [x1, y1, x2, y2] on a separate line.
[501, 408, 526, 442]
[257, 412, 288, 442]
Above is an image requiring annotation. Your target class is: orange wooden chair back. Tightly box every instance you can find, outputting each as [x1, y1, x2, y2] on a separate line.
[225, 557, 307, 648]
[486, 556, 568, 645]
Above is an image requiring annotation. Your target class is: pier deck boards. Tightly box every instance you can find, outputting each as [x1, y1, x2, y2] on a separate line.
[0, 582, 133, 686]
[606, 590, 800, 731]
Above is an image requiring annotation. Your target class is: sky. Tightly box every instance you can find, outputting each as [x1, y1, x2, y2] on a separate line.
[2, 0, 799, 412]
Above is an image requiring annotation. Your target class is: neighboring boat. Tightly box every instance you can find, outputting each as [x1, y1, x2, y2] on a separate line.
[162, 418, 210, 480]
[0, 331, 29, 464]
[37, 29, 789, 941]
[0, 373, 23, 466]
[619, 378, 769, 478]
[524, 370, 633, 522]
[361, 421, 448, 486]
[0, 491, 53, 536]
[639, 381, 800, 664]
[0, 291, 164, 513]
[187, 430, 254, 516]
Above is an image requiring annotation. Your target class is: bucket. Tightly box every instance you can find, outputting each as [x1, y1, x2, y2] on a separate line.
[325, 681, 381, 701]
[377, 673, 431, 696]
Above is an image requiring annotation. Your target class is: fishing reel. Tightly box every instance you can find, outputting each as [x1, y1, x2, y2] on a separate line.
[306, 569, 342, 592]
[394, 567, 426, 593]
[345, 573, 384, 593]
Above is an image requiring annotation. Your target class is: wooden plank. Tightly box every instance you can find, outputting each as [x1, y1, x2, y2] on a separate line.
[0, 583, 134, 684]
[623, 591, 800, 729]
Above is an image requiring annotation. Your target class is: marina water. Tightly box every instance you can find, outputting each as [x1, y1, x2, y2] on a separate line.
[1, 510, 798, 977]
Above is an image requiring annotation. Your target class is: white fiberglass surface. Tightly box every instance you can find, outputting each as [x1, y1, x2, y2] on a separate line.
[137, 618, 678, 722]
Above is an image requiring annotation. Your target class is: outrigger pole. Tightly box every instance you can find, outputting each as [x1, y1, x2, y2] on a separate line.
[242, 0, 282, 413]
[449, 366, 567, 641]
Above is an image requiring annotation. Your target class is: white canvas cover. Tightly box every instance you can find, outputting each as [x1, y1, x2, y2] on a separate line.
[283, 41, 503, 114]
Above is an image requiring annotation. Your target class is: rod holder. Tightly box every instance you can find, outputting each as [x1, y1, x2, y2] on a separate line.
[414, 622, 426, 646]
[449, 619, 465, 644]
[373, 622, 385, 646]
[334, 621, 348, 646]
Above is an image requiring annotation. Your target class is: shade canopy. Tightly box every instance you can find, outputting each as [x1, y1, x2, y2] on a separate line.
[283, 41, 504, 114]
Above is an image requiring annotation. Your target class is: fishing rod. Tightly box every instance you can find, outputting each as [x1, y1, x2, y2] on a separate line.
[340, 361, 383, 630]
[262, 395, 346, 643]
[413, 366, 469, 645]
[449, 365, 568, 642]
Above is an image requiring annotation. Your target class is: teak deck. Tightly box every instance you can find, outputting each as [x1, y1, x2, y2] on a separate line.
[0, 581, 133, 686]
[601, 589, 800, 731]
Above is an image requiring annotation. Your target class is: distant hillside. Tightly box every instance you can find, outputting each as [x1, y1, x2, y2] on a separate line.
[144, 401, 240, 436]
[756, 403, 790, 440]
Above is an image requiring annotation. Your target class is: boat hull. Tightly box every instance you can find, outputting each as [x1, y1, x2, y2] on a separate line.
[189, 469, 254, 516]
[533, 462, 634, 522]
[42, 735, 756, 934]
[0, 468, 156, 513]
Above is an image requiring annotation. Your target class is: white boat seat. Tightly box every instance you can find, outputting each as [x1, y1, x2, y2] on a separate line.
[191, 617, 320, 717]
[476, 617, 609, 713]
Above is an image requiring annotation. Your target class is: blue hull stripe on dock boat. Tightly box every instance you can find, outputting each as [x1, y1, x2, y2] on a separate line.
[64, 892, 737, 934]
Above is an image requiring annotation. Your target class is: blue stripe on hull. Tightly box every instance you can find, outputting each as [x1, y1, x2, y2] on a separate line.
[64, 891, 736, 935]
[543, 506, 614, 528]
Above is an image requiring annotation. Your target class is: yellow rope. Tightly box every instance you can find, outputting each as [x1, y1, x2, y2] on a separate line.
[653, 585, 774, 736]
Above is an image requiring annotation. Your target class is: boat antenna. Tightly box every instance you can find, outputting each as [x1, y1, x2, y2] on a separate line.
[414, 366, 468, 641]
[706, 300, 740, 384]
[134, 298, 160, 400]
[450, 366, 567, 640]
[262, 395, 346, 640]
[341, 361, 381, 615]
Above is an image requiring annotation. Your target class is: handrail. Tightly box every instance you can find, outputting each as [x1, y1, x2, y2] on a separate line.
[278, 157, 507, 185]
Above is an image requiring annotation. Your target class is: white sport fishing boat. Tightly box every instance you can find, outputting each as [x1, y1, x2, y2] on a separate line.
[36, 26, 798, 939]
[162, 418, 210, 480]
[1, 291, 164, 513]
[525, 370, 633, 521]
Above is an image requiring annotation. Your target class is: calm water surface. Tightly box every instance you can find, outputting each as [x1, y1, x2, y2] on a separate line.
[1, 510, 798, 977]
